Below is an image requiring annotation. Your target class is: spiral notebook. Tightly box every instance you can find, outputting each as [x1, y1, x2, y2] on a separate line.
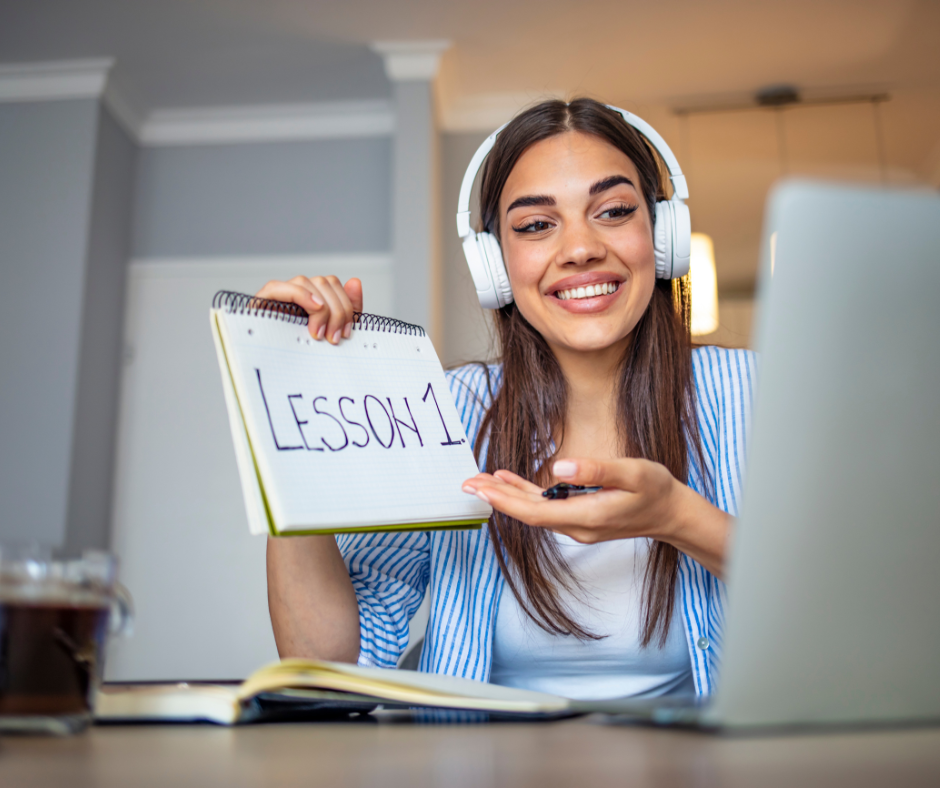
[210, 291, 492, 535]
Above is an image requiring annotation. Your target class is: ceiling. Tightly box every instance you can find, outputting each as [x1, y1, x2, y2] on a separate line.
[2, 0, 938, 113]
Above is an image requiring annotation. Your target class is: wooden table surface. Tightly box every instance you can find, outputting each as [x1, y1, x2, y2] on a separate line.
[2, 717, 939, 787]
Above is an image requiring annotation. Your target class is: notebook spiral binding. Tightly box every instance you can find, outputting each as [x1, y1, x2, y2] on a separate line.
[213, 291, 426, 336]
[353, 312, 425, 336]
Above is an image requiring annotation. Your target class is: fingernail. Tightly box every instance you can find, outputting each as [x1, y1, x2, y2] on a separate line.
[476, 490, 491, 503]
[343, 322, 352, 339]
[462, 485, 476, 495]
[310, 293, 324, 308]
[331, 329, 342, 344]
[553, 461, 577, 478]
[316, 323, 326, 340]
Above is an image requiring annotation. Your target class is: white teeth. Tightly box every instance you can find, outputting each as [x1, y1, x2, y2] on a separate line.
[556, 282, 619, 301]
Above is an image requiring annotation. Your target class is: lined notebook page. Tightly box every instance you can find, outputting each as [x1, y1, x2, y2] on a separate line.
[214, 309, 491, 532]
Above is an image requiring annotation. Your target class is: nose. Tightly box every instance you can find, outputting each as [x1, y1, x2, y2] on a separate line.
[555, 217, 605, 267]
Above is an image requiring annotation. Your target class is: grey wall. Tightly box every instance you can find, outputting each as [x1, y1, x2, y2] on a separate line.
[389, 80, 439, 338]
[0, 99, 100, 549]
[63, 106, 137, 555]
[133, 137, 391, 257]
[440, 131, 495, 367]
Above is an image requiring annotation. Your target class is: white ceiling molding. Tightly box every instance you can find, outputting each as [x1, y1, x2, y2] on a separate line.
[128, 254, 393, 279]
[440, 91, 568, 133]
[371, 41, 450, 82]
[138, 100, 394, 146]
[0, 58, 114, 102]
[102, 80, 146, 139]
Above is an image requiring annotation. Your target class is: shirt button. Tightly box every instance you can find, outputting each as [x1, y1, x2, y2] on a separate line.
[697, 637, 710, 650]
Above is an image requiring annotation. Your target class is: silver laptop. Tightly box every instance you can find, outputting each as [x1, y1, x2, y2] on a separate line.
[608, 180, 940, 731]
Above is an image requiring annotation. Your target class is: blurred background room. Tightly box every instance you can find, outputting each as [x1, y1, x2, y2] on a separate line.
[1, 0, 938, 681]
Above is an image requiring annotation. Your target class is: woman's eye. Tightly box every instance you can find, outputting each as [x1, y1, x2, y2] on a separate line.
[513, 220, 552, 234]
[598, 203, 638, 221]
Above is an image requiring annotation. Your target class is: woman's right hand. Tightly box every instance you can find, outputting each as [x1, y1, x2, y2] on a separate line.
[255, 275, 363, 345]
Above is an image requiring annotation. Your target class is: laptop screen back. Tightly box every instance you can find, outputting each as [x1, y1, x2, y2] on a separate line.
[711, 181, 940, 728]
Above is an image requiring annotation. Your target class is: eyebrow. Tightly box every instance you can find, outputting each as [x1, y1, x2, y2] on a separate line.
[506, 194, 555, 213]
[589, 175, 635, 195]
[505, 175, 636, 214]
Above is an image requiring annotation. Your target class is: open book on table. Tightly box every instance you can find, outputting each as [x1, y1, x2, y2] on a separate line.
[96, 659, 637, 725]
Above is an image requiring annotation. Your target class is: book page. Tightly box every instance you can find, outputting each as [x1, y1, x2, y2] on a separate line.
[241, 660, 571, 713]
[214, 309, 492, 532]
[96, 684, 240, 724]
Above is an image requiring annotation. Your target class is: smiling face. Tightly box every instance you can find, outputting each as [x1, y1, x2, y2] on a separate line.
[498, 131, 657, 358]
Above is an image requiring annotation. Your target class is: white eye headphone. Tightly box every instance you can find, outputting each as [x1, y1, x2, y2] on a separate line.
[455, 105, 692, 310]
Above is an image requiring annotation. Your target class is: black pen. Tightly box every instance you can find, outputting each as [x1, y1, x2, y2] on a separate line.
[542, 483, 604, 500]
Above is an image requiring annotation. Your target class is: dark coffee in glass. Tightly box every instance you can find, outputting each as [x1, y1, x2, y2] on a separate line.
[0, 601, 110, 715]
[0, 549, 132, 734]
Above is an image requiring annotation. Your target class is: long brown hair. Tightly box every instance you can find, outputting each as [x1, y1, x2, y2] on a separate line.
[474, 98, 706, 647]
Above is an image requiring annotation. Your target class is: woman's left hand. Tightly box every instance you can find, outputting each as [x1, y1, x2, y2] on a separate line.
[463, 457, 681, 544]
[462, 458, 731, 577]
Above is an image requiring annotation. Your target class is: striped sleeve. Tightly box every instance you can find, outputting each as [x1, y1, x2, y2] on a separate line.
[336, 530, 431, 668]
[687, 346, 759, 690]
[691, 346, 759, 516]
[444, 363, 500, 465]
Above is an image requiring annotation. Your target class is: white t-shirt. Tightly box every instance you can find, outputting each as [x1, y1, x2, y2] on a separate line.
[489, 534, 694, 700]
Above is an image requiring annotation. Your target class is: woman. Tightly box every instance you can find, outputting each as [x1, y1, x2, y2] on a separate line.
[262, 98, 756, 699]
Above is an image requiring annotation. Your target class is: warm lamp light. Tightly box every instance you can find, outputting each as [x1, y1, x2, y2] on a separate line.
[690, 232, 719, 336]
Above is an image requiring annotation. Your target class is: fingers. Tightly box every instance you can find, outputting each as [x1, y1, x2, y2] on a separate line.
[255, 276, 362, 343]
[461, 472, 500, 495]
[463, 462, 677, 545]
[492, 470, 545, 494]
[464, 475, 544, 514]
[552, 457, 650, 492]
[462, 472, 585, 528]
[311, 276, 354, 344]
[463, 471, 542, 497]
[343, 278, 364, 314]
[255, 279, 324, 316]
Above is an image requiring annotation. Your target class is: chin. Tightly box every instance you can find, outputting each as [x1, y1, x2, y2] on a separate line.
[553, 326, 635, 354]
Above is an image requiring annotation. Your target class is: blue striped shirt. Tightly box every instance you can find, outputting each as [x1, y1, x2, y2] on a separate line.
[337, 346, 757, 696]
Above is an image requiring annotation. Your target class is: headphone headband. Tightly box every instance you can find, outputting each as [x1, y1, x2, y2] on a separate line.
[455, 105, 688, 239]
[456, 123, 506, 238]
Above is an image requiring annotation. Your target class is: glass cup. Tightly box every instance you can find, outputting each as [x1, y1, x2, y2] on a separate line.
[0, 546, 133, 734]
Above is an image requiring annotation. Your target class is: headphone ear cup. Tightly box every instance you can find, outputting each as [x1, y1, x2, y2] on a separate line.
[653, 200, 692, 279]
[461, 230, 514, 309]
[462, 232, 499, 310]
[670, 200, 691, 279]
[477, 231, 514, 308]
[653, 201, 674, 279]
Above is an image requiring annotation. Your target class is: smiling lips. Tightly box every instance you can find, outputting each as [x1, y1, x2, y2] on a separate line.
[555, 282, 620, 300]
